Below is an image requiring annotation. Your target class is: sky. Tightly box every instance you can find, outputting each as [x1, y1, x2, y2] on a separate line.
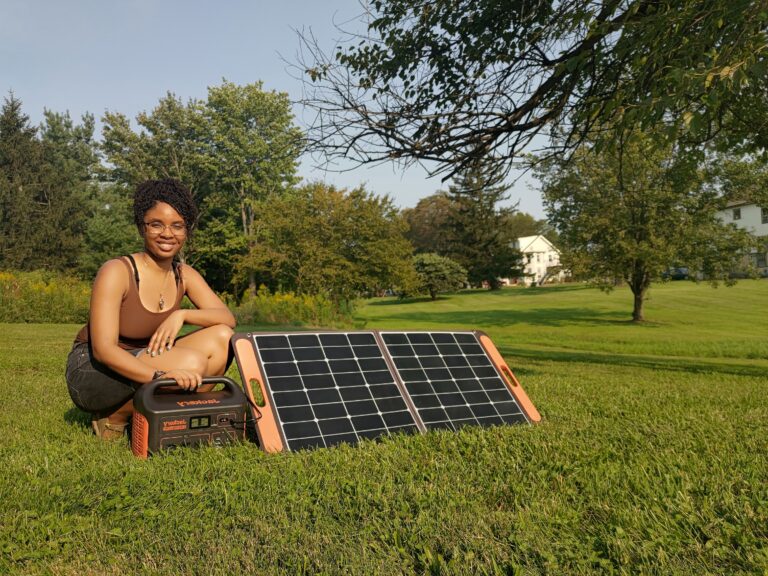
[1, 0, 545, 217]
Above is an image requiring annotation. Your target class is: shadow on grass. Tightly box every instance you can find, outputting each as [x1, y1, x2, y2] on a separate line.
[500, 346, 768, 378]
[64, 407, 90, 429]
[369, 296, 449, 306]
[368, 284, 592, 307]
[367, 307, 631, 328]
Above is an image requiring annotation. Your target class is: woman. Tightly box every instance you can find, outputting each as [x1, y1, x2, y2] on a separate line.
[66, 179, 236, 440]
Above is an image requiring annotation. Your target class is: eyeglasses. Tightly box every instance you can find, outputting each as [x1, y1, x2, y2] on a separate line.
[143, 221, 187, 237]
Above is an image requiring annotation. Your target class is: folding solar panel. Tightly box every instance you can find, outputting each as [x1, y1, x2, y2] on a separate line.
[380, 331, 530, 431]
[232, 330, 539, 452]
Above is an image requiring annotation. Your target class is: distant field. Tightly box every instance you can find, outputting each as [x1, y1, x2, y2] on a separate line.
[1, 281, 766, 575]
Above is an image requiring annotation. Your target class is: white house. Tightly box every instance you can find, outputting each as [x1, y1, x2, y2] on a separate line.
[716, 201, 768, 274]
[510, 235, 566, 285]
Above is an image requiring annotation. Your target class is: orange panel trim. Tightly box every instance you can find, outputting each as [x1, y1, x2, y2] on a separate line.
[478, 334, 541, 423]
[234, 337, 285, 452]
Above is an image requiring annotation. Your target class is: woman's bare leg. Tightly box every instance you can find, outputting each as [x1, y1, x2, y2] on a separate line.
[106, 324, 233, 426]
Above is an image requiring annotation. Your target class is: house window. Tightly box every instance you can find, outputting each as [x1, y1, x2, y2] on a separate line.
[757, 252, 767, 268]
[733, 208, 741, 220]
[762, 207, 768, 224]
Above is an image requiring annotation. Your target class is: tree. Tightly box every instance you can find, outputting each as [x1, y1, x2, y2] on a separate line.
[0, 93, 43, 269]
[78, 183, 142, 278]
[300, 1, 768, 179]
[443, 161, 522, 289]
[100, 81, 304, 292]
[201, 81, 304, 293]
[412, 253, 467, 300]
[0, 95, 93, 271]
[240, 182, 417, 301]
[503, 212, 550, 241]
[101, 93, 210, 195]
[401, 192, 453, 254]
[708, 154, 768, 207]
[39, 110, 100, 270]
[538, 131, 756, 322]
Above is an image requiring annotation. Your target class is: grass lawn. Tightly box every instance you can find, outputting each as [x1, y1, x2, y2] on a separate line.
[1, 281, 766, 574]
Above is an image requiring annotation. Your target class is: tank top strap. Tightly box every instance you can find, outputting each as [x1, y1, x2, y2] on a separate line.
[173, 261, 185, 305]
[123, 254, 140, 288]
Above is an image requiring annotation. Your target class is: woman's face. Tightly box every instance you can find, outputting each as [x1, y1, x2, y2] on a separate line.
[141, 201, 187, 259]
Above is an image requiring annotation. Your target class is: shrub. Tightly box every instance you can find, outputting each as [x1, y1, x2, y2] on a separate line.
[232, 285, 354, 328]
[413, 253, 468, 299]
[0, 270, 91, 323]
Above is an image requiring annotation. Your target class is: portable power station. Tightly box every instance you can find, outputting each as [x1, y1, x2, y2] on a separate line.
[131, 376, 248, 459]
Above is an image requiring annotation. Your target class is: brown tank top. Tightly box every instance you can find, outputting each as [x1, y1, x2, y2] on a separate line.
[74, 256, 185, 350]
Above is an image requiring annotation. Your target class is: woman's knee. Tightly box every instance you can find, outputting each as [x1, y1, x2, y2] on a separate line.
[178, 349, 208, 374]
[210, 324, 234, 346]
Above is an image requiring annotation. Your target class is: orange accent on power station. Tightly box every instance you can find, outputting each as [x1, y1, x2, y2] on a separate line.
[234, 337, 285, 452]
[131, 412, 149, 459]
[478, 333, 541, 423]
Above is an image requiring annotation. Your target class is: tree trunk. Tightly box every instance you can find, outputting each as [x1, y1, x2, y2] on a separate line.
[632, 290, 645, 322]
[629, 261, 650, 322]
[240, 190, 258, 295]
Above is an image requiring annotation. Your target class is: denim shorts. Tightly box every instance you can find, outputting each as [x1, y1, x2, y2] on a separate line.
[65, 342, 144, 416]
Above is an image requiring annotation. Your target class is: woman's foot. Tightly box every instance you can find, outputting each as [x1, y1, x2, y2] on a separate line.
[92, 417, 128, 440]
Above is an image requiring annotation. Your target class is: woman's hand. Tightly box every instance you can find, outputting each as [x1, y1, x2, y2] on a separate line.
[162, 368, 203, 391]
[146, 310, 185, 357]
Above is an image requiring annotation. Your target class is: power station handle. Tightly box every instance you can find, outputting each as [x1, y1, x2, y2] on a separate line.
[143, 376, 244, 397]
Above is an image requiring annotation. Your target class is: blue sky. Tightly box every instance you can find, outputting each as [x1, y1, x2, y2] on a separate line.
[1, 0, 544, 217]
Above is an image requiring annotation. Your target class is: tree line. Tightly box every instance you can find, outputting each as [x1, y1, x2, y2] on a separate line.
[0, 83, 542, 303]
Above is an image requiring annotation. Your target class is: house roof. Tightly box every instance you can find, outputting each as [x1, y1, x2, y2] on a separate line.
[516, 235, 558, 253]
[724, 199, 755, 208]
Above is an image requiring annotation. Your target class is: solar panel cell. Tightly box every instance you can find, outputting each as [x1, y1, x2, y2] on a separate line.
[257, 335, 290, 348]
[307, 389, 341, 404]
[265, 362, 299, 377]
[269, 376, 303, 392]
[329, 359, 358, 373]
[319, 333, 348, 346]
[289, 334, 320, 347]
[313, 402, 348, 419]
[273, 390, 309, 406]
[293, 347, 325, 361]
[432, 380, 459, 393]
[347, 399, 377, 416]
[370, 384, 401, 398]
[354, 345, 381, 358]
[324, 346, 355, 359]
[284, 420, 320, 439]
[319, 418, 354, 435]
[383, 411, 417, 427]
[364, 370, 395, 385]
[335, 373, 364, 387]
[260, 348, 294, 363]
[339, 386, 372, 402]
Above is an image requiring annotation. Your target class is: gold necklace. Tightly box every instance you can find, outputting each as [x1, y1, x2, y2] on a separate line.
[144, 253, 173, 311]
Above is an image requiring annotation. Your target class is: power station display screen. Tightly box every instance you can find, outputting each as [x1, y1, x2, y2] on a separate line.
[189, 416, 211, 429]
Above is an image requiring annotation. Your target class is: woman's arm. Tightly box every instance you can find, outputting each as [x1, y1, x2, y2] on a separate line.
[145, 264, 235, 356]
[178, 263, 236, 328]
[89, 260, 161, 384]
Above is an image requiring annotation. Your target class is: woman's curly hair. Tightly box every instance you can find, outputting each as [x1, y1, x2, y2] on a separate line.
[133, 179, 199, 234]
